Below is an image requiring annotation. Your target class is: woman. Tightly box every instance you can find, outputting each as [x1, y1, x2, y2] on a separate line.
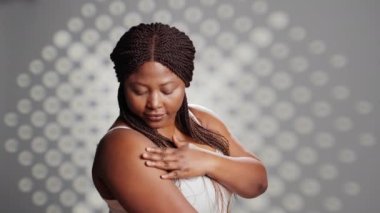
[92, 23, 268, 213]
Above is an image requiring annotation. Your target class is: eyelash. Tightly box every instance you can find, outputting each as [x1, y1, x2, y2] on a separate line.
[133, 89, 174, 95]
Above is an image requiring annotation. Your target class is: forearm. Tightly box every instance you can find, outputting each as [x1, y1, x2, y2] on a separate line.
[206, 154, 268, 198]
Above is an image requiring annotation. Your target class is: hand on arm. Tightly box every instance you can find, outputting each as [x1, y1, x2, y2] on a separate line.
[95, 130, 197, 212]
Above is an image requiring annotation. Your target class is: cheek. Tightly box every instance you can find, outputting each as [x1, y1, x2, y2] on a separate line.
[125, 93, 145, 113]
[166, 90, 185, 112]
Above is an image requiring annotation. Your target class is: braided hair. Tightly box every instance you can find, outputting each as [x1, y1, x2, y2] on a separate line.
[110, 23, 229, 155]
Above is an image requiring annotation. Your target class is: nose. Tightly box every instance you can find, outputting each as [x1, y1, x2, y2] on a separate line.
[146, 92, 161, 110]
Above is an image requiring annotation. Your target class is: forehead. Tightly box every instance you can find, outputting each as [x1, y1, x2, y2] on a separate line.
[127, 61, 180, 83]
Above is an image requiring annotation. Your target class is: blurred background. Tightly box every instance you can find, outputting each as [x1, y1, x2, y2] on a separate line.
[1, 0, 379, 212]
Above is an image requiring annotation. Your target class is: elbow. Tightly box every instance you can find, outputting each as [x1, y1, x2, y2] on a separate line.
[240, 166, 268, 198]
[240, 179, 268, 198]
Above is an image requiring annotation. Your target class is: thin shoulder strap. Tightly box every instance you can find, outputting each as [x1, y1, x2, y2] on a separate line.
[107, 125, 132, 134]
[189, 109, 201, 125]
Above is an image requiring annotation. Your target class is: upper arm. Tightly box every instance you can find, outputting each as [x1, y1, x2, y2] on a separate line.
[95, 130, 196, 212]
[189, 104, 260, 159]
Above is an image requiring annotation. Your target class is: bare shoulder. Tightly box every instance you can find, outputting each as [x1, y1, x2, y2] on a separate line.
[188, 104, 229, 134]
[93, 128, 195, 212]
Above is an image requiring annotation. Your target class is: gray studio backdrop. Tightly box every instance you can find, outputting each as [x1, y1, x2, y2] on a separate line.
[1, 0, 379, 212]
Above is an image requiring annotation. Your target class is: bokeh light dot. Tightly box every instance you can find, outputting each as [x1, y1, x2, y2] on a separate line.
[234, 16, 253, 33]
[67, 42, 88, 61]
[4, 138, 19, 153]
[260, 145, 282, 167]
[53, 30, 72, 48]
[255, 86, 277, 107]
[32, 163, 49, 179]
[216, 32, 238, 50]
[18, 125, 33, 140]
[200, 19, 220, 37]
[334, 116, 353, 132]
[31, 137, 48, 153]
[44, 122, 62, 140]
[81, 3, 97, 18]
[343, 181, 361, 196]
[60, 189, 78, 207]
[271, 71, 293, 91]
[55, 57, 74, 74]
[358, 133, 377, 146]
[254, 57, 274, 77]
[278, 161, 301, 182]
[268, 11, 289, 30]
[152, 9, 172, 23]
[123, 12, 143, 28]
[57, 109, 75, 127]
[291, 86, 312, 104]
[42, 71, 60, 88]
[67, 17, 84, 33]
[18, 177, 34, 192]
[4, 112, 18, 127]
[17, 73, 31, 88]
[30, 110, 47, 127]
[72, 147, 91, 167]
[252, 0, 268, 15]
[296, 146, 318, 165]
[338, 148, 357, 163]
[355, 100, 373, 114]
[299, 178, 321, 196]
[250, 27, 273, 48]
[310, 70, 329, 86]
[168, 0, 186, 10]
[312, 101, 332, 118]
[275, 131, 299, 151]
[81, 29, 101, 46]
[56, 83, 75, 101]
[319, 164, 339, 180]
[30, 85, 47, 101]
[324, 196, 342, 212]
[184, 6, 203, 23]
[95, 15, 113, 31]
[43, 97, 61, 114]
[109, 1, 126, 16]
[294, 116, 314, 135]
[41, 45, 58, 62]
[267, 176, 285, 197]
[309, 40, 326, 55]
[315, 132, 336, 149]
[58, 136, 76, 154]
[73, 175, 91, 194]
[282, 193, 304, 211]
[271, 42, 290, 59]
[257, 115, 279, 137]
[232, 43, 257, 65]
[330, 54, 348, 69]
[288, 26, 306, 41]
[289, 56, 309, 73]
[59, 162, 78, 180]
[332, 85, 350, 100]
[17, 98, 32, 114]
[272, 101, 295, 121]
[46, 204, 63, 213]
[45, 149, 64, 167]
[217, 3, 234, 19]
[200, 0, 216, 6]
[18, 150, 34, 166]
[138, 0, 155, 13]
[46, 176, 63, 193]
[29, 59, 45, 75]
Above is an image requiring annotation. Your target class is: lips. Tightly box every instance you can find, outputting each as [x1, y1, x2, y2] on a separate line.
[144, 113, 165, 122]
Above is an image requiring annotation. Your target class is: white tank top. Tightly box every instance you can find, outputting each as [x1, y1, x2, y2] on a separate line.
[103, 125, 232, 213]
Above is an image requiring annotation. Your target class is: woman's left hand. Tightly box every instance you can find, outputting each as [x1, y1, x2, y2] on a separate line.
[141, 137, 217, 179]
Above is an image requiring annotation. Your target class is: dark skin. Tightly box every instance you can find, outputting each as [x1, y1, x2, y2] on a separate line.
[92, 61, 268, 212]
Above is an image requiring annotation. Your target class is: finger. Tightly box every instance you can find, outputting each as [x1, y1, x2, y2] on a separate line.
[161, 170, 182, 179]
[142, 152, 178, 161]
[146, 160, 180, 170]
[146, 147, 176, 155]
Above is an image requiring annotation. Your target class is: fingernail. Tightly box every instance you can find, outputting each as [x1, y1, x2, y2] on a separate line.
[142, 153, 149, 158]
[146, 147, 153, 152]
[160, 174, 167, 179]
[146, 161, 154, 166]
